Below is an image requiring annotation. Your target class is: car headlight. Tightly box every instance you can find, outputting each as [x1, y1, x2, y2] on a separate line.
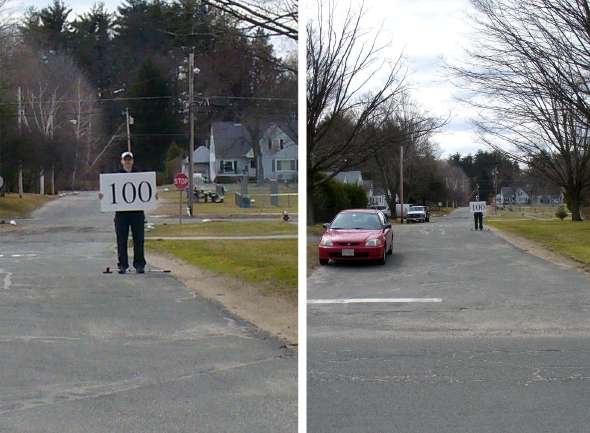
[320, 238, 333, 246]
[365, 238, 382, 246]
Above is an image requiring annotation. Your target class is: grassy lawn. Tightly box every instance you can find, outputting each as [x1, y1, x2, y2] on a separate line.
[0, 193, 55, 219]
[488, 205, 590, 220]
[147, 239, 297, 300]
[148, 220, 297, 237]
[155, 184, 298, 217]
[488, 219, 590, 265]
[308, 224, 326, 237]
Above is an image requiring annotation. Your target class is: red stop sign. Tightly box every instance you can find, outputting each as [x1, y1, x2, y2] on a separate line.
[174, 173, 189, 190]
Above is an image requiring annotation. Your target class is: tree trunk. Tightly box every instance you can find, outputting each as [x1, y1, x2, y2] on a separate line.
[307, 184, 316, 225]
[570, 189, 584, 221]
[256, 156, 264, 186]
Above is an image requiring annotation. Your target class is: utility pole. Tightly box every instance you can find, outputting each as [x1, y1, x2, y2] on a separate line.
[125, 108, 132, 153]
[17, 86, 23, 198]
[400, 145, 404, 224]
[69, 78, 82, 193]
[187, 49, 195, 216]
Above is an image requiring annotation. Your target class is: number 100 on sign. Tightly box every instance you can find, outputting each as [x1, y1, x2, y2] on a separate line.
[99, 172, 157, 212]
[469, 201, 487, 214]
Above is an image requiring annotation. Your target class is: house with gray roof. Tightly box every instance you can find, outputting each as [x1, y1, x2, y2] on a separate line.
[183, 121, 298, 182]
[496, 186, 530, 205]
[333, 171, 363, 186]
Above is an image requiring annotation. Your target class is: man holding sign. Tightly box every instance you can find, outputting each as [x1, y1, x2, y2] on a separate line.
[469, 199, 486, 231]
[99, 151, 158, 274]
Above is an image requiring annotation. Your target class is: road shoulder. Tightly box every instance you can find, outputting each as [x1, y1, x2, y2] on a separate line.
[147, 252, 297, 345]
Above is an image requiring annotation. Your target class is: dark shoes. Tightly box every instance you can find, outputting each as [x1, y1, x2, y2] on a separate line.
[118, 268, 127, 274]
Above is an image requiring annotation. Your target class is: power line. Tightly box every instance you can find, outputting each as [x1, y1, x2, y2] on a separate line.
[0, 94, 296, 107]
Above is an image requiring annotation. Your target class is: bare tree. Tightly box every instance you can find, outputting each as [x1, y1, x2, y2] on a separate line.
[453, 0, 590, 220]
[440, 160, 470, 207]
[307, 0, 406, 222]
[204, 0, 297, 40]
[369, 96, 445, 215]
[12, 46, 104, 190]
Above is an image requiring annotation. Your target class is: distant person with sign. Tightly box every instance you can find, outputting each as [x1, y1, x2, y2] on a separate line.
[469, 199, 486, 231]
[98, 152, 158, 274]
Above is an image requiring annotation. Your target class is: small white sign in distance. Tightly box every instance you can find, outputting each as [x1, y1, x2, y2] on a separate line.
[0, 176, 3, 190]
[469, 201, 487, 214]
[99, 172, 157, 212]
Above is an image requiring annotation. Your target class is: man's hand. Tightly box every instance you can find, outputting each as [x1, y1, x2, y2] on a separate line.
[98, 192, 103, 200]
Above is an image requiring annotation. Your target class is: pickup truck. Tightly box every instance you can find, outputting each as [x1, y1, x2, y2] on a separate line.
[405, 205, 430, 223]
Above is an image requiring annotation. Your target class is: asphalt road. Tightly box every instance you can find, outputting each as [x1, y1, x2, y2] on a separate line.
[0, 192, 296, 433]
[308, 208, 590, 433]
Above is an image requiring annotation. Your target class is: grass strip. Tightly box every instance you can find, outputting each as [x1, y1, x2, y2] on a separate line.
[488, 219, 590, 265]
[0, 193, 55, 219]
[147, 239, 297, 300]
[148, 220, 296, 237]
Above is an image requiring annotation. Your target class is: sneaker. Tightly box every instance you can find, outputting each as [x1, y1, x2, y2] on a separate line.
[118, 268, 127, 274]
[136, 268, 145, 274]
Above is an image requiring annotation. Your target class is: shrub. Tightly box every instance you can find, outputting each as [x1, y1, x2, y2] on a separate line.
[312, 178, 368, 222]
[555, 206, 568, 221]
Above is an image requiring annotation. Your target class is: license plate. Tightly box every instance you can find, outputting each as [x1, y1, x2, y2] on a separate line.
[341, 249, 355, 257]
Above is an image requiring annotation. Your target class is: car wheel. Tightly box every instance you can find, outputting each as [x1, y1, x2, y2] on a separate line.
[377, 247, 386, 265]
[319, 259, 329, 266]
[387, 241, 393, 255]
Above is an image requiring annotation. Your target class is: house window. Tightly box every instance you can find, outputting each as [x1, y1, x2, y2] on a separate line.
[276, 159, 296, 171]
[250, 159, 256, 169]
[279, 139, 284, 150]
[219, 160, 237, 173]
[268, 138, 272, 151]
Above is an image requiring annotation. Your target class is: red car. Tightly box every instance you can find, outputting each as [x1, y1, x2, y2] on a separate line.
[318, 209, 393, 265]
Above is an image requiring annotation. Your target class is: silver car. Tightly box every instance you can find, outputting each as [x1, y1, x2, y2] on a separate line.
[405, 205, 429, 223]
[368, 205, 391, 218]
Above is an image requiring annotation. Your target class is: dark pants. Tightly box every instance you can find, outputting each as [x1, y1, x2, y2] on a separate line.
[474, 212, 483, 230]
[114, 211, 146, 270]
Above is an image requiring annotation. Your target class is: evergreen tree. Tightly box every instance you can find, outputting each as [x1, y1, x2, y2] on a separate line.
[128, 57, 177, 171]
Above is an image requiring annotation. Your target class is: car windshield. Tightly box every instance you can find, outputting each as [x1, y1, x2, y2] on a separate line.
[330, 212, 382, 230]
[410, 206, 425, 212]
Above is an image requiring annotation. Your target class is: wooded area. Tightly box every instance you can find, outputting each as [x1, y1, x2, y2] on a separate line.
[0, 0, 297, 194]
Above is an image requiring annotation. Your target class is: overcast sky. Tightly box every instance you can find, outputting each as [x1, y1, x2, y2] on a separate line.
[336, 0, 485, 158]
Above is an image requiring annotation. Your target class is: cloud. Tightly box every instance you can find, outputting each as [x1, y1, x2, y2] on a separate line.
[434, 129, 488, 157]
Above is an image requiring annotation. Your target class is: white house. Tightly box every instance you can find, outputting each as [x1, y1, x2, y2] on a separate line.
[496, 186, 530, 205]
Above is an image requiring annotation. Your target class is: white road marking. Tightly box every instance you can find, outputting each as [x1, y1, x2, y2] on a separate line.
[307, 298, 442, 304]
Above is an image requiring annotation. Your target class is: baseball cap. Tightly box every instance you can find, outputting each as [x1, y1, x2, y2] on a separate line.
[121, 151, 134, 159]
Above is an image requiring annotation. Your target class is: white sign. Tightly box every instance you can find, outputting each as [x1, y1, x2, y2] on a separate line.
[0, 176, 3, 190]
[469, 201, 487, 214]
[99, 172, 157, 212]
